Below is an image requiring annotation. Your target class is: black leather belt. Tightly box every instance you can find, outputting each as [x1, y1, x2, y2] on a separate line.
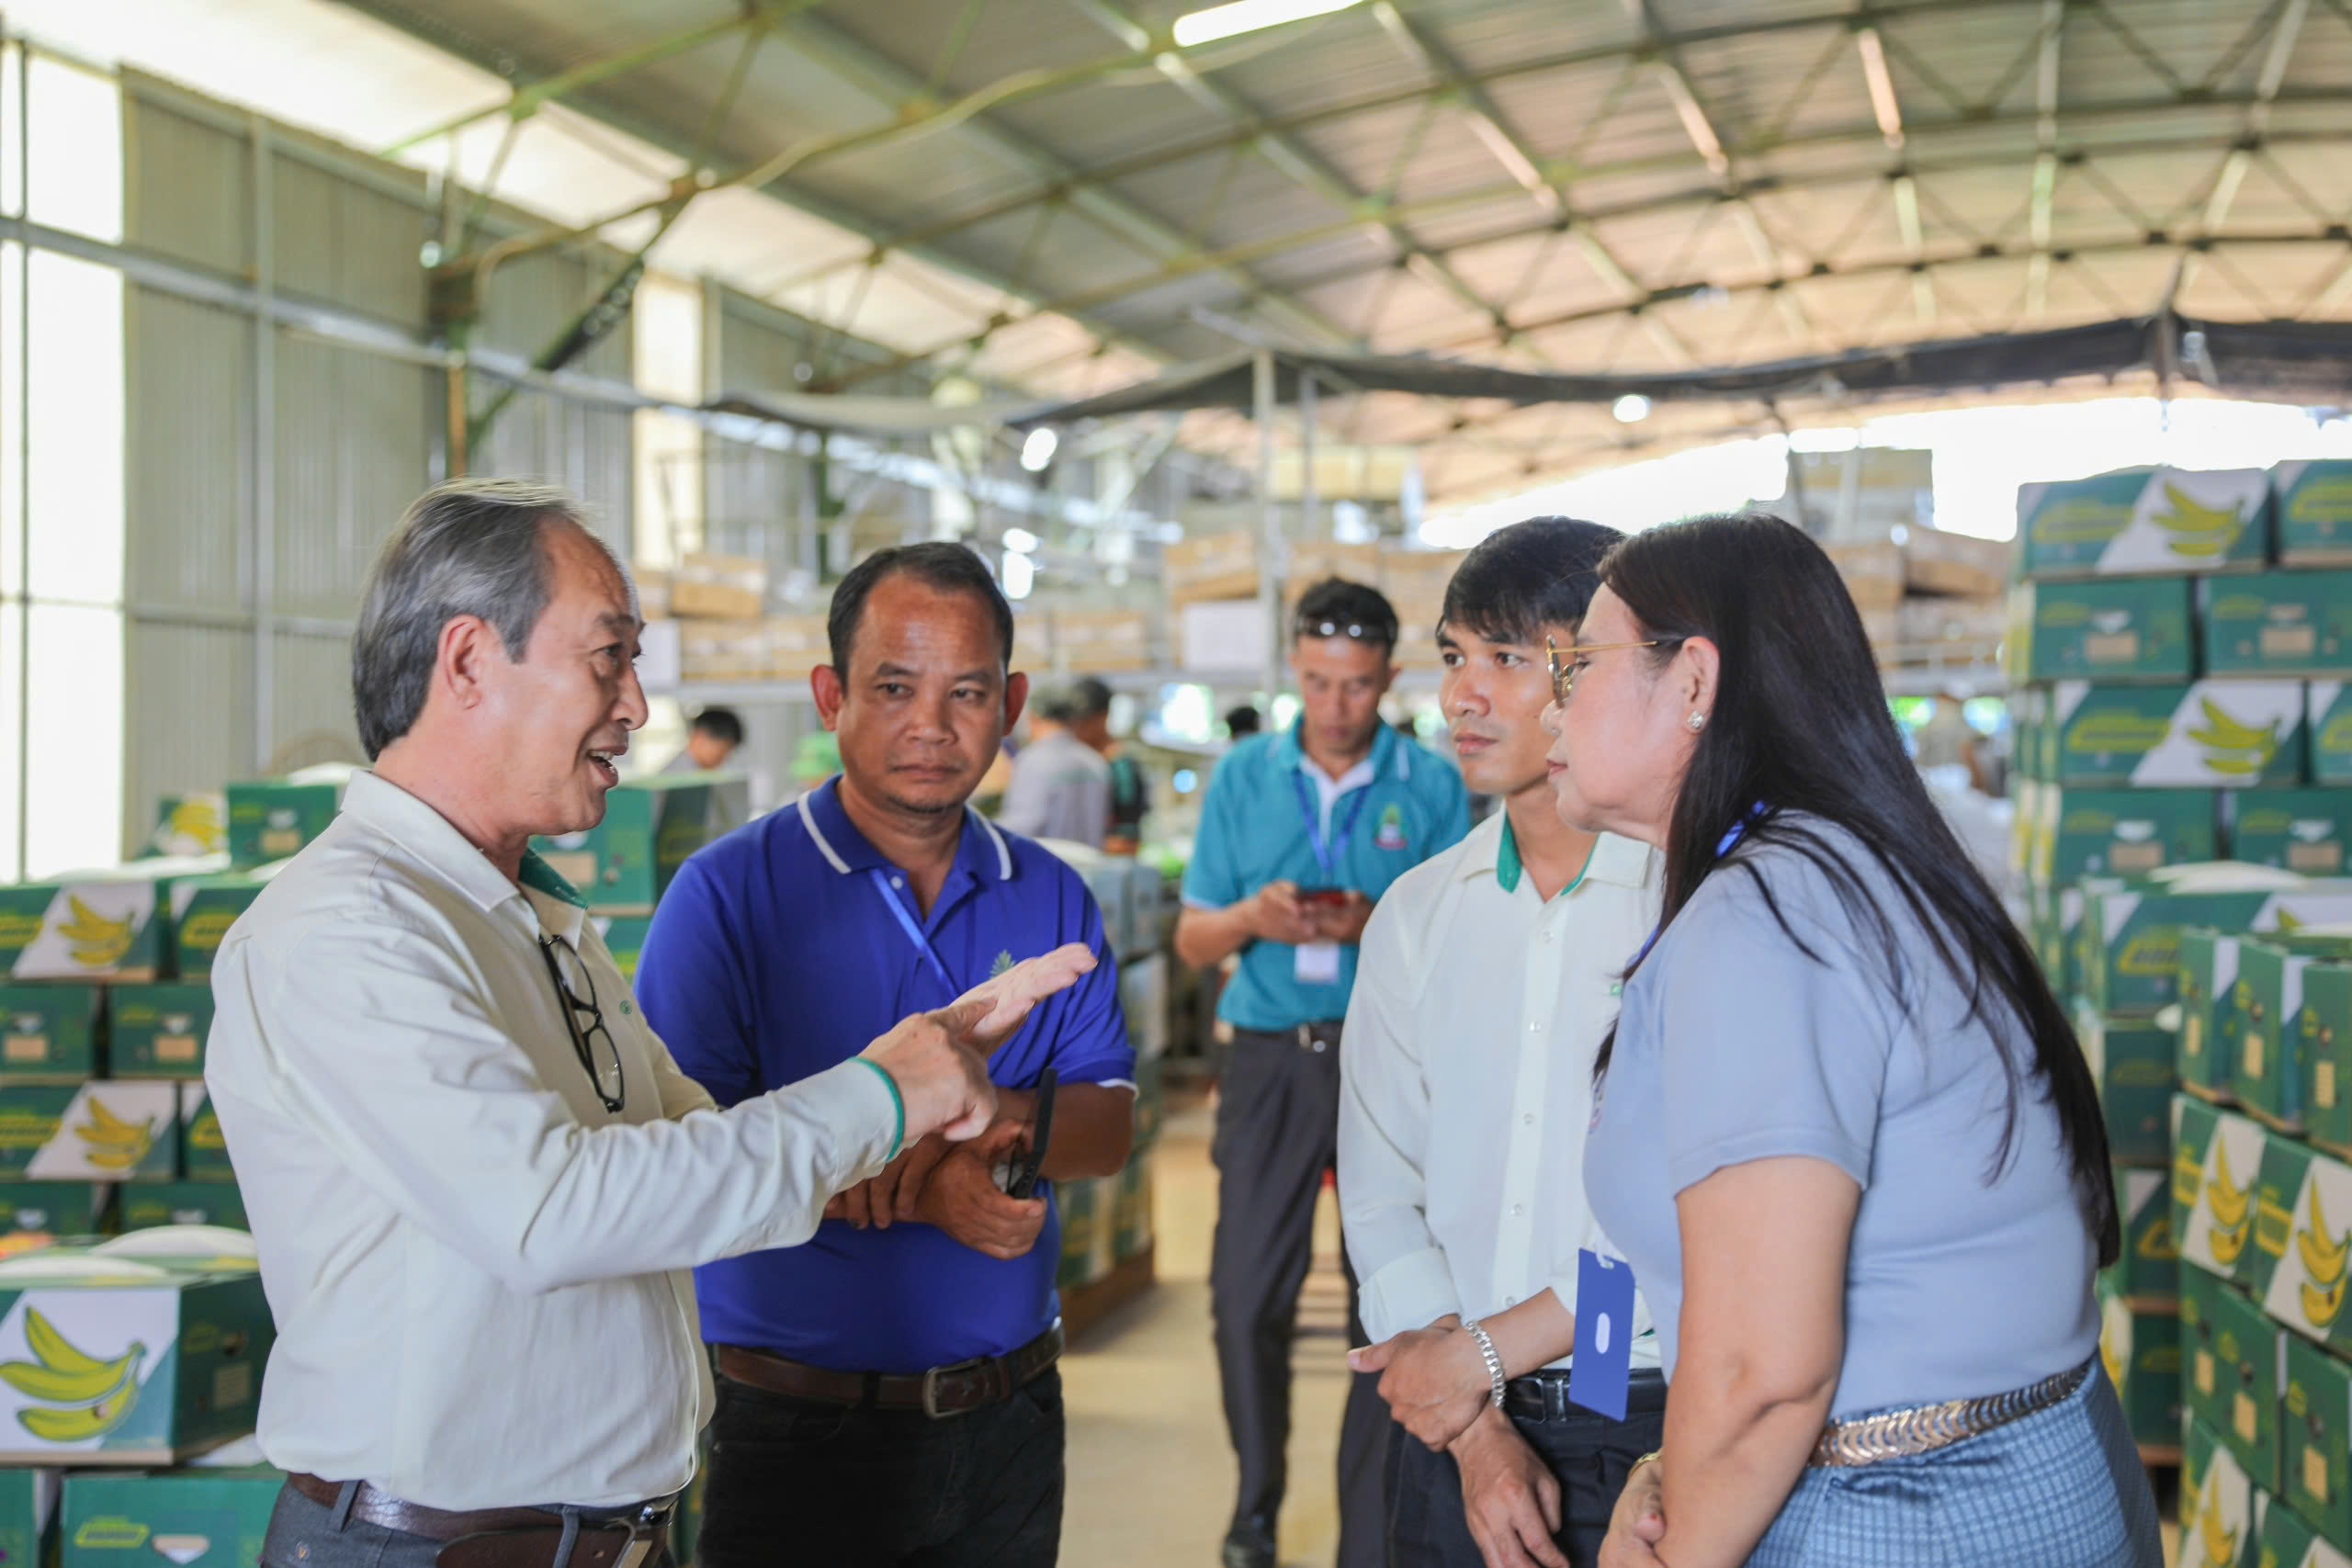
[717, 1322, 1064, 1418]
[1502, 1367, 1668, 1423]
[1235, 1021, 1345, 1052]
[284, 1474, 673, 1568]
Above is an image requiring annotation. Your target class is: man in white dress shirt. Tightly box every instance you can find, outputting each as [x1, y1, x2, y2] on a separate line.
[206, 479, 1091, 1568]
[1339, 518, 1665, 1568]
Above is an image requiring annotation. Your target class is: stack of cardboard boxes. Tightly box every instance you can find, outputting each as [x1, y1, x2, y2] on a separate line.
[658, 552, 832, 684]
[1165, 532, 1468, 672]
[1824, 525, 2008, 667]
[532, 773, 748, 987]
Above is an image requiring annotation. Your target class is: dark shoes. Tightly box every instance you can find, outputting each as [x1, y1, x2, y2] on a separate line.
[1220, 1515, 1276, 1568]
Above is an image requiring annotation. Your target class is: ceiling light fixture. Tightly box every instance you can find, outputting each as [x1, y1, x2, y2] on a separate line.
[1019, 428, 1059, 472]
[1612, 394, 1653, 423]
[1002, 527, 1041, 555]
[1172, 0, 1366, 49]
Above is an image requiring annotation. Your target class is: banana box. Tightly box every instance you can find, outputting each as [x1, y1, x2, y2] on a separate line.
[2267, 1491, 2352, 1568]
[1132, 1051, 1164, 1152]
[588, 915, 651, 988]
[2183, 1418, 2264, 1568]
[1114, 1156, 1153, 1263]
[0, 987, 100, 1079]
[223, 779, 339, 871]
[530, 775, 724, 915]
[2186, 928, 2251, 1097]
[2284, 1334, 2352, 1553]
[2314, 686, 2352, 786]
[2267, 1148, 2352, 1348]
[2012, 687, 2052, 783]
[2, 1087, 179, 1184]
[62, 1467, 281, 1568]
[2244, 1132, 2318, 1304]
[2233, 791, 2352, 877]
[2038, 787, 2217, 885]
[2277, 461, 2352, 568]
[0, 1185, 110, 1247]
[2050, 877, 2126, 998]
[2184, 1267, 2287, 1489]
[2017, 467, 2272, 578]
[105, 987, 209, 1081]
[171, 1091, 230, 1186]
[2207, 573, 2352, 678]
[2080, 1003, 2177, 1168]
[2102, 1163, 2178, 1303]
[2010, 777, 2041, 880]
[0, 1470, 60, 1568]
[147, 795, 226, 861]
[2093, 885, 2352, 1020]
[0, 1245, 271, 1463]
[164, 874, 275, 986]
[2007, 577, 2195, 682]
[2178, 1101, 2267, 1281]
[2098, 1280, 2180, 1448]
[0, 860, 228, 984]
[2306, 964, 2352, 1161]
[117, 1186, 243, 1236]
[2048, 682, 2308, 787]
[2241, 940, 2352, 1132]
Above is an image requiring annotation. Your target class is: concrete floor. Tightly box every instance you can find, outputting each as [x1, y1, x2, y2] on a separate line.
[1062, 1094, 1353, 1568]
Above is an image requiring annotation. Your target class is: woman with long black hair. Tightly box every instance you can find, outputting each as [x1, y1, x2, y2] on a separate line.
[1540, 513, 2158, 1566]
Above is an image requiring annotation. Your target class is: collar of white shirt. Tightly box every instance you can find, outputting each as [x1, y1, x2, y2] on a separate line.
[1476, 813, 1657, 898]
[341, 771, 588, 945]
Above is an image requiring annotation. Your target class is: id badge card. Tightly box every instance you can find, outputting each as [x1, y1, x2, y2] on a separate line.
[1567, 1248, 1636, 1420]
[1295, 941, 1342, 985]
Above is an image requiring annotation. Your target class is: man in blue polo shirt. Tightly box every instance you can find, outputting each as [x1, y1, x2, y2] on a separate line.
[636, 541, 1136, 1568]
[1176, 576, 1471, 1568]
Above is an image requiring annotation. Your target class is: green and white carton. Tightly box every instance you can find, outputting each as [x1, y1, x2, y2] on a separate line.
[2017, 466, 2272, 578]
[2184, 1266, 2287, 1490]
[2304, 963, 2352, 1161]
[2038, 786, 2216, 884]
[164, 874, 277, 986]
[147, 795, 226, 862]
[0, 1185, 109, 1244]
[2231, 791, 2352, 877]
[2282, 1333, 2352, 1554]
[0, 1236, 271, 1463]
[2098, 1280, 2179, 1448]
[2276, 460, 2352, 568]
[2101, 1161, 2177, 1303]
[2047, 682, 2307, 787]
[2313, 684, 2352, 785]
[2264, 1484, 2352, 1568]
[0, 1087, 178, 1184]
[0, 862, 227, 983]
[171, 1092, 229, 1186]
[2080, 1001, 2176, 1168]
[2007, 576, 2195, 682]
[2179, 1101, 2267, 1282]
[2241, 1125, 2316, 1303]
[2182, 1417, 2264, 1568]
[224, 778, 341, 871]
[0, 1470, 60, 1568]
[2237, 939, 2352, 1132]
[62, 1467, 280, 1568]
[117, 1187, 243, 1237]
[531, 774, 730, 914]
[2091, 878, 2352, 1020]
[2261, 1145, 2352, 1349]
[0, 989, 100, 1080]
[2206, 572, 2352, 678]
[105, 989, 209, 1081]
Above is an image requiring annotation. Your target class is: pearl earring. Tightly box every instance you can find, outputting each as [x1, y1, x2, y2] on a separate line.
[1686, 712, 1707, 732]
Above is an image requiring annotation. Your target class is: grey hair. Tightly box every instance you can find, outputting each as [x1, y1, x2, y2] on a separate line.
[350, 479, 627, 760]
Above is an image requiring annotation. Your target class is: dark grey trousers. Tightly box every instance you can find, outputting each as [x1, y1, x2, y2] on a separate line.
[259, 1480, 673, 1568]
[1211, 1026, 1390, 1568]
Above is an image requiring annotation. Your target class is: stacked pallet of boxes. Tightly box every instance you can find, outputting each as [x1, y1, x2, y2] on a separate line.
[1998, 462, 2352, 1495]
[661, 553, 830, 685]
[1166, 530, 1466, 672]
[533, 772, 748, 989]
[1054, 856, 1170, 1331]
[1825, 525, 2009, 668]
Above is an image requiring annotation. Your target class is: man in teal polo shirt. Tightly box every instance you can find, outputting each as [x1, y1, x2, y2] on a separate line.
[1177, 576, 1471, 1568]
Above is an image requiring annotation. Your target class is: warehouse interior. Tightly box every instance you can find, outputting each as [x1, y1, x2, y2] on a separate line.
[1, 0, 2351, 1562]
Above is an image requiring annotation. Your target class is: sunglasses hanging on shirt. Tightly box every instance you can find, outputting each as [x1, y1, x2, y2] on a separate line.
[537, 935, 627, 1114]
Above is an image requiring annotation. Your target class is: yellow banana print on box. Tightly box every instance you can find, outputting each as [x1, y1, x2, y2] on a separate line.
[2154, 482, 2246, 561]
[2302, 1182, 2352, 1326]
[2196, 1469, 2237, 1567]
[70, 1097, 153, 1173]
[53, 897, 133, 969]
[0, 1307, 141, 1442]
[2210, 1137, 2253, 1267]
[2186, 697, 2280, 779]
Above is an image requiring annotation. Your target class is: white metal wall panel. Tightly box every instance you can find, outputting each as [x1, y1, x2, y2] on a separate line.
[269, 629, 362, 772]
[123, 93, 250, 278]
[270, 150, 433, 330]
[474, 389, 634, 558]
[122, 621, 254, 852]
[272, 335, 432, 621]
[125, 288, 250, 615]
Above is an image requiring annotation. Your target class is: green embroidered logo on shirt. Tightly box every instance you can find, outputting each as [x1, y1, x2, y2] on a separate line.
[990, 950, 1015, 978]
[1374, 802, 1408, 851]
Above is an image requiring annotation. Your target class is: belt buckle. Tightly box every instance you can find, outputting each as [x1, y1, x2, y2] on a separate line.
[922, 1357, 989, 1419]
[608, 1506, 668, 1568]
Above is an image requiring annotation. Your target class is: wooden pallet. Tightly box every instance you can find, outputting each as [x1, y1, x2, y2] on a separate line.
[2138, 1442, 2182, 1470]
[1063, 1244, 1156, 1343]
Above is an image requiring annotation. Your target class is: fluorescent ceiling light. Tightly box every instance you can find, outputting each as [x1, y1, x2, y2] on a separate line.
[1612, 394, 1653, 424]
[1002, 527, 1041, 554]
[1172, 0, 1365, 49]
[1020, 427, 1059, 471]
[1002, 551, 1036, 601]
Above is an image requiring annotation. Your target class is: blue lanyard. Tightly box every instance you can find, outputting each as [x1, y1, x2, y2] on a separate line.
[1290, 769, 1377, 880]
[867, 869, 956, 990]
[1626, 805, 1768, 971]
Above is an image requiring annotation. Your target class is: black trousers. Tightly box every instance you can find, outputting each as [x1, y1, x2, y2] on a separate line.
[1211, 1027, 1390, 1568]
[695, 1369, 1065, 1568]
[1386, 1371, 1668, 1568]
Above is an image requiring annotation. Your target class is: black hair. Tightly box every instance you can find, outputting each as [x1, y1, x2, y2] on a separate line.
[1594, 512, 2119, 1267]
[1441, 516, 1623, 648]
[1064, 676, 1113, 720]
[1225, 704, 1261, 737]
[826, 541, 1015, 675]
[690, 706, 744, 747]
[1293, 576, 1400, 656]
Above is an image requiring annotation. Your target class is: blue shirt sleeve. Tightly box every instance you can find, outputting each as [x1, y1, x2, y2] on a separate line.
[1042, 880, 1135, 1087]
[1182, 749, 1250, 910]
[634, 852, 763, 1109]
[1652, 861, 1888, 1196]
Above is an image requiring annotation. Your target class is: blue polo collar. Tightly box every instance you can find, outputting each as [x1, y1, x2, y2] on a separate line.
[795, 776, 1014, 885]
[1272, 718, 1407, 784]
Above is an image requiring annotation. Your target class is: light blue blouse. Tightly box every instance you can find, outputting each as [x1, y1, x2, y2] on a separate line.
[1583, 815, 2099, 1419]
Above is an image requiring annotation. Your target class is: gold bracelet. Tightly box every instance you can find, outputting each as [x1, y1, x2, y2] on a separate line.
[1632, 1450, 1663, 1476]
